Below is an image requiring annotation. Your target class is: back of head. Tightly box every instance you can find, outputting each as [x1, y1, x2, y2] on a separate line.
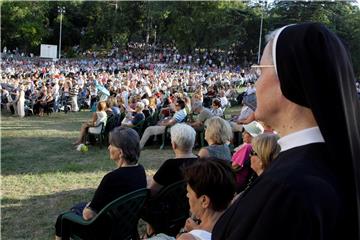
[205, 116, 233, 144]
[176, 99, 186, 109]
[184, 157, 236, 211]
[97, 101, 107, 111]
[272, 22, 360, 236]
[170, 123, 196, 151]
[109, 127, 140, 164]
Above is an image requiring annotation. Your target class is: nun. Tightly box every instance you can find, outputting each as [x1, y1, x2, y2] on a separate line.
[212, 23, 360, 240]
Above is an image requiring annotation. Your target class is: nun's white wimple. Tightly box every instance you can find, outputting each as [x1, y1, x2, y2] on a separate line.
[271, 25, 291, 76]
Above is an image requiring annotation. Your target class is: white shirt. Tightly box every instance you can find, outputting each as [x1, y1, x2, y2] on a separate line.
[278, 127, 325, 152]
[189, 229, 211, 240]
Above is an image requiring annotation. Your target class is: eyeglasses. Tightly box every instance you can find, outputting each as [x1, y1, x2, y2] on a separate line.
[249, 149, 258, 157]
[251, 64, 275, 78]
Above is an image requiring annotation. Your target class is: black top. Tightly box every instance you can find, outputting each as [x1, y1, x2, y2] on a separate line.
[89, 165, 146, 212]
[212, 143, 353, 240]
[275, 24, 360, 232]
[153, 158, 198, 186]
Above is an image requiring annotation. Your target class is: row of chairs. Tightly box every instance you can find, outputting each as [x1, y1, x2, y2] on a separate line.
[60, 181, 188, 240]
[87, 109, 161, 148]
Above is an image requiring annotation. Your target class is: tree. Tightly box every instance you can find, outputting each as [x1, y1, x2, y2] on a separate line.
[1, 1, 50, 53]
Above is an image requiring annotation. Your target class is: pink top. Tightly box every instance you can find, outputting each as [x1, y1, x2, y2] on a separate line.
[232, 143, 252, 166]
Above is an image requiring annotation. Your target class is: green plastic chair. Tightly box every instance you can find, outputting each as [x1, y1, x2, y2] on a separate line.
[60, 188, 149, 240]
[141, 181, 189, 237]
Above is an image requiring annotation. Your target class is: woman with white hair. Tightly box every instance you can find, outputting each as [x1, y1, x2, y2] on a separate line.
[144, 123, 198, 238]
[149, 123, 198, 196]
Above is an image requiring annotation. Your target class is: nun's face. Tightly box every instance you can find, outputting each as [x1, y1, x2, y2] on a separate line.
[255, 42, 284, 126]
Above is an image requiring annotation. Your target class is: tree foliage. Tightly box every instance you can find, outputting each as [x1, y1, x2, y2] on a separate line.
[1, 1, 359, 75]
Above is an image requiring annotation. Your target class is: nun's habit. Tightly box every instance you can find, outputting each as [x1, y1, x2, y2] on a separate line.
[212, 23, 360, 240]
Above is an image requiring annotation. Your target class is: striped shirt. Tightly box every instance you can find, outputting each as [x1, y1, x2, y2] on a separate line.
[173, 108, 187, 123]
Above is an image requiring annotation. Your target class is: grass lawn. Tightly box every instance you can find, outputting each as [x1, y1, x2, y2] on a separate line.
[1, 106, 240, 239]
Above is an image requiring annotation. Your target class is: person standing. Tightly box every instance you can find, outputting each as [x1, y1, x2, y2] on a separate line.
[16, 84, 25, 118]
[213, 23, 360, 240]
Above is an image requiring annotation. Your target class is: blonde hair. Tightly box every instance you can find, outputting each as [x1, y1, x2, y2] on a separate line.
[205, 116, 233, 144]
[251, 133, 280, 169]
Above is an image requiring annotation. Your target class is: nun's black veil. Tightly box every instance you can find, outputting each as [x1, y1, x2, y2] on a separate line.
[276, 23, 360, 237]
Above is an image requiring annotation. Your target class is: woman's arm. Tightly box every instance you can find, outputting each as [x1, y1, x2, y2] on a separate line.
[82, 202, 97, 220]
[91, 112, 98, 125]
[148, 179, 163, 197]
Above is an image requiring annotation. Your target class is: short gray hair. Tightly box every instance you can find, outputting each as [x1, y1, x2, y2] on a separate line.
[170, 123, 196, 151]
[109, 126, 140, 164]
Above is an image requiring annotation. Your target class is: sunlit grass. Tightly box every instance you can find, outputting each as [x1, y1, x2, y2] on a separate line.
[0, 111, 173, 239]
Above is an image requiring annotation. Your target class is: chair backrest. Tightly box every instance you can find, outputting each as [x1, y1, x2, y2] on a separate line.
[104, 114, 121, 134]
[142, 180, 189, 236]
[131, 119, 145, 136]
[68, 188, 149, 240]
[88, 122, 105, 135]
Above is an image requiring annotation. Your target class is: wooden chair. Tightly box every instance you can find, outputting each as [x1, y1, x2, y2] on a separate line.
[60, 188, 149, 240]
[141, 181, 189, 237]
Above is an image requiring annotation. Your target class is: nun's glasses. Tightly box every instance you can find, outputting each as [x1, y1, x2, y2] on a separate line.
[251, 64, 275, 78]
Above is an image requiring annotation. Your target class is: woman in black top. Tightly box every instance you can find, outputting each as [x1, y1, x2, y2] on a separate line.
[55, 127, 147, 240]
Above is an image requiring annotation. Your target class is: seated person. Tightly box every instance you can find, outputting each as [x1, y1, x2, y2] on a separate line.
[188, 101, 213, 131]
[198, 117, 232, 162]
[219, 90, 229, 108]
[73, 101, 107, 146]
[178, 158, 236, 240]
[229, 105, 254, 132]
[142, 98, 152, 118]
[210, 98, 223, 117]
[55, 127, 147, 240]
[106, 96, 121, 115]
[231, 121, 263, 192]
[140, 99, 187, 149]
[143, 124, 198, 237]
[122, 102, 145, 127]
[250, 133, 280, 176]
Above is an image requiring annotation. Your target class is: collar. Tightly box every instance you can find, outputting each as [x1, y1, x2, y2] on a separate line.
[278, 127, 325, 152]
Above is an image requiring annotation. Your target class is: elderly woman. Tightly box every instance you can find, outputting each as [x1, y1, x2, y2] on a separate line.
[198, 117, 232, 161]
[149, 123, 198, 195]
[250, 133, 280, 176]
[177, 158, 236, 240]
[213, 23, 360, 240]
[122, 102, 145, 127]
[73, 101, 107, 146]
[231, 121, 264, 193]
[143, 123, 198, 238]
[55, 127, 147, 240]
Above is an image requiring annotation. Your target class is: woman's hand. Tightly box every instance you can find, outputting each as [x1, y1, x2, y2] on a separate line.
[82, 202, 97, 221]
[184, 217, 199, 232]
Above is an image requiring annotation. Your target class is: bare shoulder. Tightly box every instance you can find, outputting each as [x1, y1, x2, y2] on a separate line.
[198, 147, 209, 158]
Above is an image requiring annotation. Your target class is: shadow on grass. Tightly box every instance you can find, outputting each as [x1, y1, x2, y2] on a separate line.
[1, 136, 112, 176]
[1, 188, 95, 240]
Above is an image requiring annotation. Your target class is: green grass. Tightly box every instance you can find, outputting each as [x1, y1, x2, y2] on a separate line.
[1, 105, 241, 239]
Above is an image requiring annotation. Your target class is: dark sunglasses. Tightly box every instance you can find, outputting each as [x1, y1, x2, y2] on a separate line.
[249, 149, 258, 157]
